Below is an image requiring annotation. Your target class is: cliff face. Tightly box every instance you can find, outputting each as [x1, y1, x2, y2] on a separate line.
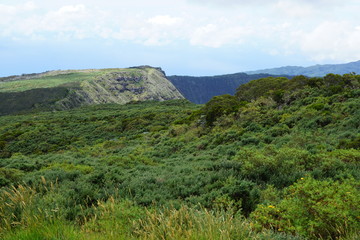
[0, 67, 184, 115]
[168, 73, 281, 104]
[56, 67, 184, 109]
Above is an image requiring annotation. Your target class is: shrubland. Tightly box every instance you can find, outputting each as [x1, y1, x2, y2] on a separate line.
[0, 73, 359, 239]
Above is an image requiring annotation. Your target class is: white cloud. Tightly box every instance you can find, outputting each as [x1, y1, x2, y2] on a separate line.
[1, 0, 360, 64]
[148, 15, 182, 26]
[190, 23, 252, 47]
[0, 3, 99, 40]
[274, 1, 315, 17]
[188, 0, 271, 6]
[0, 1, 37, 26]
[297, 21, 360, 62]
[189, 0, 347, 7]
[0, 1, 36, 13]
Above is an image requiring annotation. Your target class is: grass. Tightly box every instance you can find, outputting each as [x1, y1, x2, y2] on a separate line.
[0, 68, 144, 93]
[0, 185, 303, 240]
[0, 72, 97, 93]
[2, 222, 81, 240]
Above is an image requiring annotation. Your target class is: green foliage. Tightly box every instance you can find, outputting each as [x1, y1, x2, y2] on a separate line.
[0, 183, 302, 240]
[0, 73, 359, 239]
[251, 177, 360, 239]
[2, 221, 81, 240]
[201, 94, 243, 126]
[0, 168, 24, 187]
[132, 204, 301, 240]
[235, 147, 311, 187]
[82, 198, 145, 239]
[0, 87, 69, 116]
[133, 205, 250, 240]
[236, 73, 360, 106]
[236, 77, 289, 102]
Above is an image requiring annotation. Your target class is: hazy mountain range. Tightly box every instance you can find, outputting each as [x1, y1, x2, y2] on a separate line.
[245, 60, 360, 77]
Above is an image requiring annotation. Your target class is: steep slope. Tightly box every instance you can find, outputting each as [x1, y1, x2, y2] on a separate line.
[0, 66, 184, 115]
[168, 73, 286, 104]
[245, 60, 360, 77]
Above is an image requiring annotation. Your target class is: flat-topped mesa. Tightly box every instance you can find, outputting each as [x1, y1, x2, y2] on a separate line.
[0, 67, 184, 115]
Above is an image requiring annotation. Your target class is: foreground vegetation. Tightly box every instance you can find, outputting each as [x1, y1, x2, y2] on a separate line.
[0, 73, 359, 239]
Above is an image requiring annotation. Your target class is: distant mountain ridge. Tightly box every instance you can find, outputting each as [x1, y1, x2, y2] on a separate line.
[245, 60, 360, 77]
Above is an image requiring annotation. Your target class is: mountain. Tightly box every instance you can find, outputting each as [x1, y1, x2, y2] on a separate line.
[245, 60, 360, 77]
[168, 73, 285, 104]
[0, 66, 184, 115]
[3, 60, 358, 113]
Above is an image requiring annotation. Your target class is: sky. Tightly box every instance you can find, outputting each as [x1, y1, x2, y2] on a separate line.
[1, 0, 360, 77]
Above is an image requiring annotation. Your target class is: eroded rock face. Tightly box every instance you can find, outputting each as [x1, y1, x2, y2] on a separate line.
[0, 67, 185, 115]
[71, 67, 184, 105]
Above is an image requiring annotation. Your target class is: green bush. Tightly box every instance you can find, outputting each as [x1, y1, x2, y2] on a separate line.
[235, 146, 311, 187]
[201, 94, 242, 127]
[251, 177, 360, 239]
[236, 77, 289, 102]
[0, 74, 359, 239]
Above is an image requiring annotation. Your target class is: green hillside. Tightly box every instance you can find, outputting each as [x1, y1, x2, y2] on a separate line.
[0, 68, 149, 93]
[0, 67, 184, 115]
[0, 72, 95, 93]
[0, 73, 359, 239]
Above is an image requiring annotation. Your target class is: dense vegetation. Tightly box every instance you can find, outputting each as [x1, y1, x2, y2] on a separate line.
[0, 73, 359, 239]
[0, 87, 70, 116]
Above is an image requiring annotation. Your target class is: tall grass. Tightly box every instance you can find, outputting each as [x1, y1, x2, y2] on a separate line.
[0, 182, 302, 240]
[132, 205, 300, 240]
[0, 178, 65, 237]
[0, 184, 38, 232]
[133, 205, 249, 240]
[80, 197, 144, 240]
[2, 221, 80, 240]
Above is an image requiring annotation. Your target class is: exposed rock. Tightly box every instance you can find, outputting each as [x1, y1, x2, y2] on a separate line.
[0, 67, 184, 115]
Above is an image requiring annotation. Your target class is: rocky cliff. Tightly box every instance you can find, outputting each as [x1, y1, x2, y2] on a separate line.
[0, 66, 184, 115]
[168, 73, 285, 104]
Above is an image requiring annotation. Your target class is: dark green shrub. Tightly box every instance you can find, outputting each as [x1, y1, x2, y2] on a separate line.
[0, 168, 24, 187]
[201, 94, 242, 127]
[236, 77, 289, 102]
[251, 177, 360, 239]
